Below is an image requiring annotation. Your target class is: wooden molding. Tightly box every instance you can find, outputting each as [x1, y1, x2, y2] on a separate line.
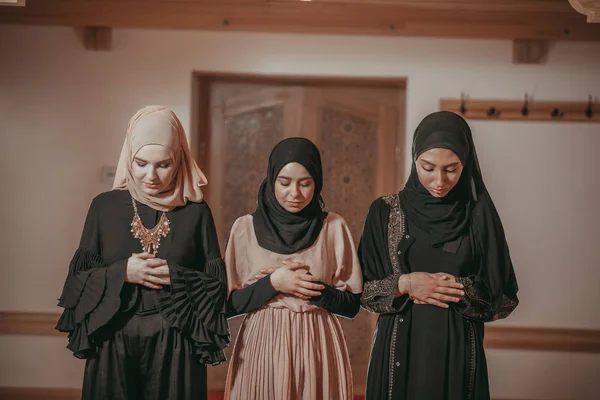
[0, 0, 25, 7]
[569, 0, 600, 23]
[193, 71, 408, 89]
[512, 39, 548, 64]
[0, 311, 63, 336]
[73, 26, 112, 51]
[440, 97, 600, 122]
[0, 388, 218, 400]
[484, 326, 600, 353]
[0, 387, 560, 400]
[2, 311, 600, 353]
[0, 388, 81, 400]
[0, 0, 599, 41]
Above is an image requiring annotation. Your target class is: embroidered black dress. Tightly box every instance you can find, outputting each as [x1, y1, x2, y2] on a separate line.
[359, 194, 518, 400]
[55, 189, 229, 400]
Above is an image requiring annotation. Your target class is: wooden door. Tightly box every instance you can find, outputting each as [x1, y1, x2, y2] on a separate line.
[203, 82, 405, 394]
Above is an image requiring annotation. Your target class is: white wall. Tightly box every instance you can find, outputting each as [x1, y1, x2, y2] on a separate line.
[1, 25, 599, 398]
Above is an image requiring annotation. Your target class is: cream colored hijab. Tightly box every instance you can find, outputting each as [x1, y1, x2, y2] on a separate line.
[112, 105, 207, 212]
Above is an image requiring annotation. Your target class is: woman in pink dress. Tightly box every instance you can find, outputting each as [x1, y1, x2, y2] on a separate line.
[224, 137, 363, 400]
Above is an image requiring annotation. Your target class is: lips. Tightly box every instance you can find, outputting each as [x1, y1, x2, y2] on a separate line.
[144, 182, 160, 189]
[287, 201, 302, 207]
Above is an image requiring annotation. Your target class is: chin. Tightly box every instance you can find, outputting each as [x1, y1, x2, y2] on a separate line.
[141, 187, 164, 196]
[429, 190, 448, 198]
[284, 205, 307, 213]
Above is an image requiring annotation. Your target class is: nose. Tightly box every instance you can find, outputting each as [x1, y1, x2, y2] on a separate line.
[433, 170, 445, 188]
[148, 167, 158, 180]
[290, 184, 301, 198]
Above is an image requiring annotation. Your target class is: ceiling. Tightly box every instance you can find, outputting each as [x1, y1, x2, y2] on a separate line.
[1, 0, 599, 41]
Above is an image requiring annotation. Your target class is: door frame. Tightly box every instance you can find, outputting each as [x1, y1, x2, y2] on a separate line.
[191, 71, 407, 204]
[191, 71, 407, 394]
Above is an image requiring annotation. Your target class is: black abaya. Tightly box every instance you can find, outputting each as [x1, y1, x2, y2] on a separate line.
[56, 189, 229, 400]
[360, 112, 519, 400]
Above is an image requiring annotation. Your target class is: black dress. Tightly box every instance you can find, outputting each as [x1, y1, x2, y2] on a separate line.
[55, 190, 229, 400]
[360, 194, 518, 400]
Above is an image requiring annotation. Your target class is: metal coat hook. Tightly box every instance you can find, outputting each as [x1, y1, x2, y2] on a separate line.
[486, 106, 500, 117]
[459, 93, 467, 115]
[551, 108, 564, 118]
[521, 94, 529, 117]
[585, 95, 594, 119]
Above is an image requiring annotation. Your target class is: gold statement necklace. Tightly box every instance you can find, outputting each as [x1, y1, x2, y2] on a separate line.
[130, 196, 171, 255]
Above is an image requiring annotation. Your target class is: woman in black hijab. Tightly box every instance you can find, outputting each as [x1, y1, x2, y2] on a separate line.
[360, 111, 519, 400]
[224, 137, 363, 399]
[252, 136, 328, 255]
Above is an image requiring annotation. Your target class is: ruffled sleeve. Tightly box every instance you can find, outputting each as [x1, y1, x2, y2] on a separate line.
[55, 199, 127, 359]
[154, 203, 230, 365]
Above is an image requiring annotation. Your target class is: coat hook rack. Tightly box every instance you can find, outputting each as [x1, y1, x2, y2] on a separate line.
[440, 95, 600, 123]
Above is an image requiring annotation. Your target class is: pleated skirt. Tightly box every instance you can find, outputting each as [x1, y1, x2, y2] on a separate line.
[225, 307, 353, 400]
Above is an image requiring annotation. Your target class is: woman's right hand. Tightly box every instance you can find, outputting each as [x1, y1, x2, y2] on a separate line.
[267, 261, 325, 299]
[398, 272, 464, 308]
[126, 252, 170, 290]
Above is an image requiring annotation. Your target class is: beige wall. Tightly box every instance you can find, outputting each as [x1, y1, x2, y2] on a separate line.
[1, 25, 599, 398]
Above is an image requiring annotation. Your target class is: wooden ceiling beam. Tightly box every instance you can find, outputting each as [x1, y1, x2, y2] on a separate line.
[512, 39, 548, 64]
[276, 0, 574, 13]
[1, 0, 599, 41]
[73, 26, 112, 51]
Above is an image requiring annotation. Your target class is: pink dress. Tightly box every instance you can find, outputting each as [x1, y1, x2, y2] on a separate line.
[224, 213, 363, 400]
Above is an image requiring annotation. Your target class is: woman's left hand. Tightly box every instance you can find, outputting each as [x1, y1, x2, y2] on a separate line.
[431, 272, 456, 282]
[255, 260, 310, 280]
[255, 269, 275, 280]
[413, 273, 460, 305]
[255, 261, 319, 300]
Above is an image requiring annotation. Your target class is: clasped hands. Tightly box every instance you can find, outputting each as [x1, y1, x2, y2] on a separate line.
[255, 261, 324, 300]
[398, 272, 465, 309]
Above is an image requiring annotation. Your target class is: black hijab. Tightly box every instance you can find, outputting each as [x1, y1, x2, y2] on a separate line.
[401, 111, 474, 247]
[252, 137, 327, 254]
[400, 111, 518, 317]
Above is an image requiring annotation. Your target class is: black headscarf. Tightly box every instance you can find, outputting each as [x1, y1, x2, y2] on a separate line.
[401, 111, 474, 247]
[400, 111, 518, 318]
[252, 137, 327, 254]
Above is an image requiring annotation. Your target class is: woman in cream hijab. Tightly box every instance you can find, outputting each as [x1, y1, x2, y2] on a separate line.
[56, 106, 229, 400]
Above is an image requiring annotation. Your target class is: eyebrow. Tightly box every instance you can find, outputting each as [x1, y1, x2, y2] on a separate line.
[277, 175, 313, 181]
[134, 157, 172, 164]
[419, 159, 461, 168]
